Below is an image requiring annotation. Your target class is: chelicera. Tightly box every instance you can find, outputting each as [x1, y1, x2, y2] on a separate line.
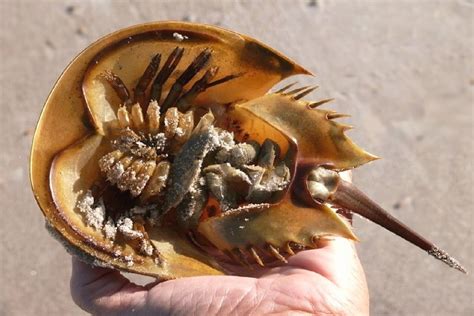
[31, 23, 465, 277]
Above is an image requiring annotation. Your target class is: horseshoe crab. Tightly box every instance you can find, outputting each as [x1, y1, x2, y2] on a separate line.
[30, 22, 466, 278]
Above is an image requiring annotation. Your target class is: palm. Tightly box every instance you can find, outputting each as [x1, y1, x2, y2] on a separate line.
[71, 238, 369, 315]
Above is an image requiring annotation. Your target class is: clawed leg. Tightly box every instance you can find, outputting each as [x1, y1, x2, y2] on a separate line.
[177, 69, 242, 112]
[134, 53, 161, 108]
[102, 71, 132, 106]
[176, 67, 219, 112]
[206, 73, 242, 89]
[105, 47, 239, 115]
[150, 47, 185, 103]
[161, 48, 212, 112]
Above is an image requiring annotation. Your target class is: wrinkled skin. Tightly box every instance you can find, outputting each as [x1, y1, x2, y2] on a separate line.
[71, 238, 369, 315]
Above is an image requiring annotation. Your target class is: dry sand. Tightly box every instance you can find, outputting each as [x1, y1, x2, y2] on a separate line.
[1, 0, 472, 315]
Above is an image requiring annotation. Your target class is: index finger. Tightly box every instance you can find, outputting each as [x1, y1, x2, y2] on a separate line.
[70, 257, 147, 314]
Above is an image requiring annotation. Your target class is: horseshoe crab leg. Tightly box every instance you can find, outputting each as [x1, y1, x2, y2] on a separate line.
[150, 47, 184, 103]
[102, 71, 132, 106]
[176, 66, 219, 112]
[307, 167, 467, 273]
[161, 48, 212, 112]
[206, 73, 242, 89]
[134, 53, 161, 108]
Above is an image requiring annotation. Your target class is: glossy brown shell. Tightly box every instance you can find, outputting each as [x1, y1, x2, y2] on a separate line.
[30, 22, 375, 278]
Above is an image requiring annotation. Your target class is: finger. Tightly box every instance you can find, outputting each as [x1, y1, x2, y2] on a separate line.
[146, 275, 259, 315]
[70, 257, 148, 315]
[287, 238, 362, 285]
[144, 279, 162, 290]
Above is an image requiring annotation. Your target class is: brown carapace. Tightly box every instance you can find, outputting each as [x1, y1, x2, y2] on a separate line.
[30, 22, 466, 278]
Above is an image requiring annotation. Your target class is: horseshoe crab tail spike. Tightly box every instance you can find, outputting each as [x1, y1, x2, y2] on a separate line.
[307, 167, 467, 273]
[332, 179, 467, 274]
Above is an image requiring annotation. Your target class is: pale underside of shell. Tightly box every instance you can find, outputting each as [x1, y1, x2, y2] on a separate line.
[31, 22, 466, 279]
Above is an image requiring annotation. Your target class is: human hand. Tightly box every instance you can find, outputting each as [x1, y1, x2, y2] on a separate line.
[70, 236, 369, 315]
